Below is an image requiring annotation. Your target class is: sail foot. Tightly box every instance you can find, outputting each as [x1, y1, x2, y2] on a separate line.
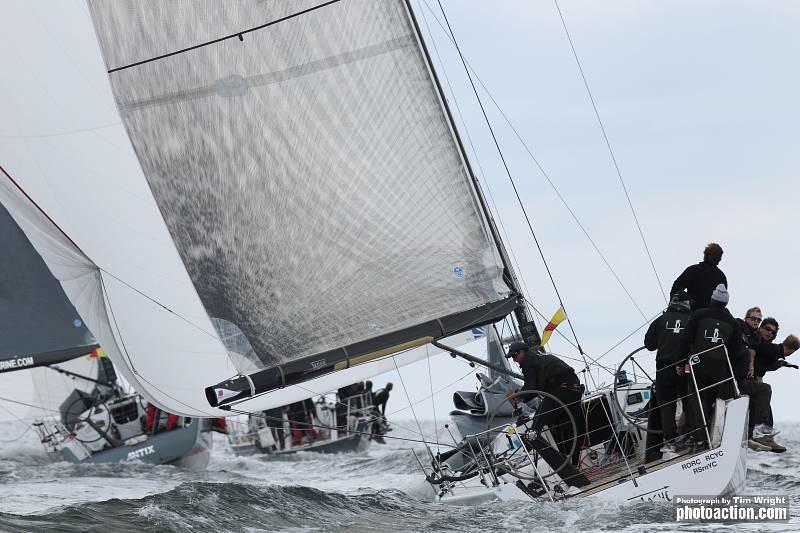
[206, 295, 520, 407]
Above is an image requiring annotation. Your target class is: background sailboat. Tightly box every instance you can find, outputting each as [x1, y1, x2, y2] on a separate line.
[0, 201, 214, 468]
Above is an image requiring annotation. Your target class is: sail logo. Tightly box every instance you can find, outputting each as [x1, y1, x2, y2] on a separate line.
[126, 445, 155, 461]
[666, 319, 684, 334]
[0, 356, 34, 371]
[452, 265, 465, 279]
[704, 328, 722, 344]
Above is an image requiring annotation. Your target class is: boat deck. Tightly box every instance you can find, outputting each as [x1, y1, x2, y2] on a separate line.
[579, 449, 701, 497]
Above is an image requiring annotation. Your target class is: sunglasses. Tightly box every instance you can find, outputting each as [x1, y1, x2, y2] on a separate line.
[746, 316, 763, 322]
[762, 327, 777, 334]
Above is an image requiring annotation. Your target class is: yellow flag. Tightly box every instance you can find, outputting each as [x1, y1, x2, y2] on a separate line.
[540, 307, 567, 347]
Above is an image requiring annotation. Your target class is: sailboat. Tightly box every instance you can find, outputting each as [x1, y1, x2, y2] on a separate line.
[0, 201, 216, 469]
[228, 327, 483, 456]
[0, 0, 747, 502]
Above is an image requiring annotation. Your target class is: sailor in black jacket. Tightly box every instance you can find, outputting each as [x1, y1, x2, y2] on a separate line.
[670, 242, 727, 309]
[506, 342, 589, 488]
[678, 284, 742, 446]
[644, 291, 691, 451]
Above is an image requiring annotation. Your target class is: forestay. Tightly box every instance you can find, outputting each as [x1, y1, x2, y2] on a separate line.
[0, 0, 516, 415]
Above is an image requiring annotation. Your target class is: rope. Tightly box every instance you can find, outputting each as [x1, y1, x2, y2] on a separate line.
[553, 0, 667, 305]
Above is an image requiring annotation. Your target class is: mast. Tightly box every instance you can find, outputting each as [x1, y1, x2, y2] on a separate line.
[403, 0, 541, 347]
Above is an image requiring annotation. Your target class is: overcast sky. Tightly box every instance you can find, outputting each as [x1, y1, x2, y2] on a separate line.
[372, 0, 800, 425]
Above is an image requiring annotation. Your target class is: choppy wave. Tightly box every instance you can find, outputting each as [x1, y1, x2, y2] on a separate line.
[0, 421, 797, 532]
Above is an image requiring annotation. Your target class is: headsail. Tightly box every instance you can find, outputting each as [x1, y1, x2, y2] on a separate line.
[0, 201, 97, 371]
[0, 0, 526, 415]
[0, 200, 105, 422]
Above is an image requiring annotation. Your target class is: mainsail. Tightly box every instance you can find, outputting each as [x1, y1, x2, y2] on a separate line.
[0, 0, 530, 415]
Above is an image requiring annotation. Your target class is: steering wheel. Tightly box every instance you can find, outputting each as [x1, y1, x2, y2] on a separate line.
[612, 346, 662, 434]
[65, 396, 114, 444]
[484, 389, 579, 482]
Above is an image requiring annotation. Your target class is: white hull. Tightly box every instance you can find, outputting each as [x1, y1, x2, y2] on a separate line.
[438, 396, 749, 505]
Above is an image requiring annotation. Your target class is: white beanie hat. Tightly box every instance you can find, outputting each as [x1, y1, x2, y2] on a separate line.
[711, 283, 729, 304]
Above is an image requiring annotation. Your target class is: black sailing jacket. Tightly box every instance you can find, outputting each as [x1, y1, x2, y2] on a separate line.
[670, 261, 727, 309]
[517, 352, 577, 398]
[679, 306, 743, 371]
[644, 308, 691, 366]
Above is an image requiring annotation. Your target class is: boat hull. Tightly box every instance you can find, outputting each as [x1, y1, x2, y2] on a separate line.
[231, 419, 372, 457]
[59, 420, 212, 470]
[438, 396, 749, 505]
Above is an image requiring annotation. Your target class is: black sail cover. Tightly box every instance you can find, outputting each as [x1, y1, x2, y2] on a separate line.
[87, 0, 517, 407]
[0, 202, 97, 373]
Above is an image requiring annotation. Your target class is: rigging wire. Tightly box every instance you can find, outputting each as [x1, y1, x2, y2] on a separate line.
[425, 344, 439, 453]
[418, 6, 541, 326]
[0, 396, 61, 413]
[107, 0, 343, 73]
[393, 359, 431, 447]
[434, 0, 585, 356]
[553, 0, 667, 305]
[594, 311, 661, 363]
[0, 122, 121, 139]
[418, 0, 649, 321]
[0, 424, 32, 443]
[385, 366, 477, 418]
[0, 400, 37, 443]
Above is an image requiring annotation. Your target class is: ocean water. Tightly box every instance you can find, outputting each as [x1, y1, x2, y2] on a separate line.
[0, 420, 798, 532]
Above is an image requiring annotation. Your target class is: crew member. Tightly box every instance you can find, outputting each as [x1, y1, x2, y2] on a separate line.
[678, 284, 743, 448]
[736, 306, 763, 348]
[264, 406, 286, 450]
[671, 243, 727, 309]
[287, 400, 318, 446]
[644, 291, 691, 456]
[505, 341, 590, 488]
[336, 384, 354, 429]
[373, 383, 393, 416]
[731, 307, 771, 444]
[749, 333, 800, 452]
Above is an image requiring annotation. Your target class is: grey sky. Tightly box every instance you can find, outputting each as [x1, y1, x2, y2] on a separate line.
[372, 0, 800, 422]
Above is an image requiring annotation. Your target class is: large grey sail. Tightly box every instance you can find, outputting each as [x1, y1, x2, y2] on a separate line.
[87, 0, 514, 402]
[0, 201, 96, 371]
